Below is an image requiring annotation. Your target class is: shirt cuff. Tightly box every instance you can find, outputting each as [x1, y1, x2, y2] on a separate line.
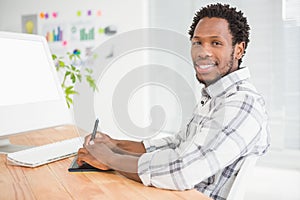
[137, 151, 156, 186]
[142, 138, 166, 152]
[142, 139, 152, 152]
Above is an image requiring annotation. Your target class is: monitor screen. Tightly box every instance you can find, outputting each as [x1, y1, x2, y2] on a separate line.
[0, 32, 73, 153]
[0, 36, 60, 106]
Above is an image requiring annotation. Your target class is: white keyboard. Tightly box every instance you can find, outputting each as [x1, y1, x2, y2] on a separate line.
[7, 137, 83, 167]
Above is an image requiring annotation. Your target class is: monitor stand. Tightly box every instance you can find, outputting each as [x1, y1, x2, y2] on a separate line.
[0, 138, 33, 154]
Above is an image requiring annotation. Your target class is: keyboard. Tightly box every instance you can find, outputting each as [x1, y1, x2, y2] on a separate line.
[7, 137, 83, 167]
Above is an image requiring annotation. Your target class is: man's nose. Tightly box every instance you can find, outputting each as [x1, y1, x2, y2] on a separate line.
[197, 45, 212, 58]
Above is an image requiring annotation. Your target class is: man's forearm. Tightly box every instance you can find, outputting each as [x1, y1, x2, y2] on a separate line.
[114, 140, 146, 154]
[109, 153, 142, 183]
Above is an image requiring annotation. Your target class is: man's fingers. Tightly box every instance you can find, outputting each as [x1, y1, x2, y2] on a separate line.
[84, 132, 106, 146]
[76, 148, 88, 166]
[76, 146, 112, 170]
[84, 135, 92, 146]
[77, 147, 87, 155]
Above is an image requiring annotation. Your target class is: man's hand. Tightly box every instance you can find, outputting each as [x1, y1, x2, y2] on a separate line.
[84, 132, 146, 155]
[77, 143, 113, 170]
[77, 136, 143, 183]
[84, 132, 113, 147]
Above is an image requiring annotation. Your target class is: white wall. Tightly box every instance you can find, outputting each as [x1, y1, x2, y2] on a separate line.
[0, 0, 149, 32]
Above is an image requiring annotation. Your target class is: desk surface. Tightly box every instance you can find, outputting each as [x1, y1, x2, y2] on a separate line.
[0, 126, 212, 200]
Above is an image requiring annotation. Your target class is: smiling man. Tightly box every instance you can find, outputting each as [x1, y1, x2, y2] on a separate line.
[191, 18, 241, 86]
[77, 4, 270, 200]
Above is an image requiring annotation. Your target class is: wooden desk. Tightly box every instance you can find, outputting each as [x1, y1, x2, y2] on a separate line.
[0, 126, 211, 200]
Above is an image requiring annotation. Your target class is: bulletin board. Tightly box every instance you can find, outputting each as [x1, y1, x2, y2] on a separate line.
[22, 8, 118, 58]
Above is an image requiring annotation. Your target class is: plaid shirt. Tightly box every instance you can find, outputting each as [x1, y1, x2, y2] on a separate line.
[138, 67, 270, 200]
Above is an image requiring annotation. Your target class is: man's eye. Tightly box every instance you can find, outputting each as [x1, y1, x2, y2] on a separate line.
[212, 41, 222, 46]
[192, 41, 201, 45]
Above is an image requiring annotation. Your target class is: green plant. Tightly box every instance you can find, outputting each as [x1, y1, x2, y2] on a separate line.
[52, 49, 98, 108]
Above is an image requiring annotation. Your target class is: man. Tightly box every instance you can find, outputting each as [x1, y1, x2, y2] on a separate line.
[77, 3, 270, 200]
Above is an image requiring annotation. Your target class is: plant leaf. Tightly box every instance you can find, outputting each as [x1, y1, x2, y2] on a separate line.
[52, 54, 57, 60]
[65, 71, 71, 76]
[58, 60, 65, 67]
[86, 75, 98, 91]
[85, 68, 93, 74]
[71, 73, 76, 83]
[65, 95, 73, 108]
[65, 86, 78, 95]
[71, 65, 76, 71]
[77, 74, 82, 82]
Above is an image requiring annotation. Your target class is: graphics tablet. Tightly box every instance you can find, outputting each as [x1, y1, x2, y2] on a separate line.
[68, 156, 113, 172]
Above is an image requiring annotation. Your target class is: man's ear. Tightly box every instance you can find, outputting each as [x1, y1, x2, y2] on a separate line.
[235, 42, 245, 60]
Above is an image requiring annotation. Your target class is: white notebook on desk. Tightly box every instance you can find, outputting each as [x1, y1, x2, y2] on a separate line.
[7, 137, 83, 167]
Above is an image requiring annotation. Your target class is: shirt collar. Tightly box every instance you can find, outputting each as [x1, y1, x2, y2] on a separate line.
[202, 67, 251, 98]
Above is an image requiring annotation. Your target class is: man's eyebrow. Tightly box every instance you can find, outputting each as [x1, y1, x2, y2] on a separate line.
[192, 35, 223, 39]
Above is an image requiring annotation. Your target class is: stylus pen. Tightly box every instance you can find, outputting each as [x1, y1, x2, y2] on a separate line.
[90, 118, 99, 142]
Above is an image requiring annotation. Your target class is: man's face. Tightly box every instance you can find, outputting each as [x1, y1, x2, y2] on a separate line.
[191, 17, 244, 86]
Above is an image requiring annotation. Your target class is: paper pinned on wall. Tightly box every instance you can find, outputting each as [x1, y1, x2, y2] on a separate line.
[22, 14, 38, 34]
[282, 0, 300, 25]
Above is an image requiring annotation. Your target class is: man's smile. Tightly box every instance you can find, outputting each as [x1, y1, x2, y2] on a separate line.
[194, 59, 217, 73]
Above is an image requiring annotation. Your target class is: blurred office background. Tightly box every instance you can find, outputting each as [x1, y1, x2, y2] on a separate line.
[0, 0, 299, 199]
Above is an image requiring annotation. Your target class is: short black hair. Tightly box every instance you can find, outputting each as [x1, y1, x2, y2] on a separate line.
[188, 3, 250, 66]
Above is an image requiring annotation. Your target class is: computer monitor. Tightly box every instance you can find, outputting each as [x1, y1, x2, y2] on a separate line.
[0, 31, 73, 153]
